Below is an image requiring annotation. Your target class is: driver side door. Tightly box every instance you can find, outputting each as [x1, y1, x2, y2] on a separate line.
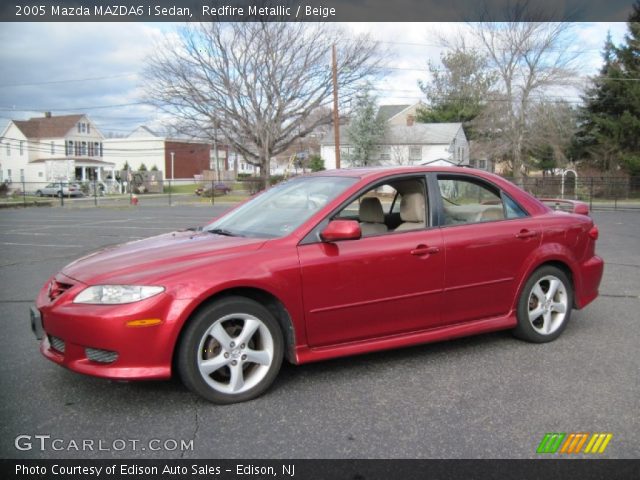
[297, 175, 445, 348]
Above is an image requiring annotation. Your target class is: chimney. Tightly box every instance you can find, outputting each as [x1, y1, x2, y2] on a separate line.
[44, 111, 52, 118]
[406, 114, 415, 127]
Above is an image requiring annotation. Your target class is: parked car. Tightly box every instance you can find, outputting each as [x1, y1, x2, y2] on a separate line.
[35, 182, 84, 198]
[195, 182, 232, 197]
[31, 167, 603, 404]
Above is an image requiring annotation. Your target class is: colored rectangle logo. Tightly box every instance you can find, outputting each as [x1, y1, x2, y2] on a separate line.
[537, 433, 612, 454]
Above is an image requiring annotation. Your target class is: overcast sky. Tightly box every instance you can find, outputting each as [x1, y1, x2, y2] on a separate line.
[0, 22, 629, 137]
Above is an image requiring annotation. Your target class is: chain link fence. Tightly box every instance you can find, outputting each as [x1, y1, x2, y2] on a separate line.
[0, 178, 251, 209]
[510, 176, 640, 211]
[1, 175, 639, 211]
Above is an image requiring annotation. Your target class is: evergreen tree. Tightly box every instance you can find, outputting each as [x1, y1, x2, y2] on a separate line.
[416, 48, 497, 138]
[345, 87, 386, 166]
[575, 4, 640, 174]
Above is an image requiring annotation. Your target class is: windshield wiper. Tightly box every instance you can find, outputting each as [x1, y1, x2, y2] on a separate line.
[208, 228, 241, 237]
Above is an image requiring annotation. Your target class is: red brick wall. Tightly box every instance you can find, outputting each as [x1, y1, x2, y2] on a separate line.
[164, 141, 211, 179]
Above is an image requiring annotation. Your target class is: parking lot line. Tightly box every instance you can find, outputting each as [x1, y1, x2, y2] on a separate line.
[1, 242, 84, 248]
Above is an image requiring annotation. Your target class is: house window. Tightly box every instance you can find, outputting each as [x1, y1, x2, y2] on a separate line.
[20, 141, 24, 155]
[81, 141, 87, 156]
[88, 143, 94, 156]
[38, 171, 43, 177]
[7, 168, 11, 181]
[380, 146, 391, 161]
[20, 169, 24, 182]
[409, 146, 422, 162]
[51, 141, 55, 155]
[87, 123, 90, 134]
[78, 123, 82, 133]
[479, 159, 487, 170]
[99, 143, 103, 157]
[66, 140, 74, 156]
[6, 142, 10, 156]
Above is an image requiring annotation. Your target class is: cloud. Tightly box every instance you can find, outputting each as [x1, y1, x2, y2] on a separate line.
[0, 21, 625, 135]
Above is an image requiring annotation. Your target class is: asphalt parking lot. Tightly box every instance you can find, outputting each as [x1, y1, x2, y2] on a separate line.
[0, 205, 638, 459]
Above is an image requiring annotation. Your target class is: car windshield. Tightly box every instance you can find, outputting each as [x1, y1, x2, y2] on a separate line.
[204, 176, 357, 238]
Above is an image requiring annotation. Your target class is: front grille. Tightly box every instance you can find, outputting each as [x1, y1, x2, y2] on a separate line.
[85, 348, 118, 364]
[49, 335, 65, 353]
[48, 280, 73, 301]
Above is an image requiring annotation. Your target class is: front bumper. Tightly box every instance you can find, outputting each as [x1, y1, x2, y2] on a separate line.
[32, 274, 192, 380]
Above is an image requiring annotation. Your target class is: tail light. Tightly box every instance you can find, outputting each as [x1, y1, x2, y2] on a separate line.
[588, 226, 599, 240]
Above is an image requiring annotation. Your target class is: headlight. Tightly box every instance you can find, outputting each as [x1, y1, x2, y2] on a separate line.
[73, 285, 165, 304]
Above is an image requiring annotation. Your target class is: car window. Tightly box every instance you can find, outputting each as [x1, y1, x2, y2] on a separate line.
[503, 192, 528, 219]
[335, 185, 396, 220]
[205, 176, 357, 238]
[334, 177, 428, 236]
[438, 176, 506, 225]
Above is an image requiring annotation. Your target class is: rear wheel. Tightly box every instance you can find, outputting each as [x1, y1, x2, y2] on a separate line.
[513, 266, 573, 343]
[177, 297, 284, 404]
[56, 191, 63, 198]
[35, 190, 42, 197]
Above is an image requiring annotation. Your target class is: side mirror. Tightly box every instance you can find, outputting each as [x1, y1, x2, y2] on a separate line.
[320, 220, 361, 242]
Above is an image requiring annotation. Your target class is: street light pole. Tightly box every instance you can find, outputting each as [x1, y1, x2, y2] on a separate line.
[170, 151, 175, 181]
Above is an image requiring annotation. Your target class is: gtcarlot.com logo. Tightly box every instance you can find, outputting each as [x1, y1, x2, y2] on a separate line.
[14, 434, 194, 452]
[536, 432, 613, 454]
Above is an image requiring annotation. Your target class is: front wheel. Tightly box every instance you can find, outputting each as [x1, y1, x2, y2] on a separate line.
[177, 297, 284, 404]
[513, 266, 573, 343]
[35, 191, 43, 197]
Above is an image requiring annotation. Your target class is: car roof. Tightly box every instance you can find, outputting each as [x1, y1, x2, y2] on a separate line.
[308, 165, 499, 182]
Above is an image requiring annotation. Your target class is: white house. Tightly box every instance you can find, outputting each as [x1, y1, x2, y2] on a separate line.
[0, 113, 114, 187]
[320, 103, 469, 170]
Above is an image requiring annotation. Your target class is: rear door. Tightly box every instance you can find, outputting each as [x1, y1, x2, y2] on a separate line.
[436, 174, 540, 324]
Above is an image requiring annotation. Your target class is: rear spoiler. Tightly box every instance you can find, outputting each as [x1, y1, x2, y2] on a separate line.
[539, 198, 590, 216]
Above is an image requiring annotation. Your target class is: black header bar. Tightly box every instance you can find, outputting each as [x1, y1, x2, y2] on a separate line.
[1, 0, 637, 22]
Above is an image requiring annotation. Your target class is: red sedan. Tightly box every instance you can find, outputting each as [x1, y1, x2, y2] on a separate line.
[31, 167, 603, 404]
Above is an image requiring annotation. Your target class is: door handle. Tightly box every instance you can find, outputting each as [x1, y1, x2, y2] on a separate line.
[515, 229, 538, 239]
[411, 245, 440, 256]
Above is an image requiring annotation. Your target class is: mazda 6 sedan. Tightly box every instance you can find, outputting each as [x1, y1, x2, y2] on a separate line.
[31, 167, 604, 404]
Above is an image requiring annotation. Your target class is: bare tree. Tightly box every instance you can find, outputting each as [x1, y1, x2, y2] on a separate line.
[468, 4, 579, 182]
[144, 23, 383, 186]
[526, 100, 577, 168]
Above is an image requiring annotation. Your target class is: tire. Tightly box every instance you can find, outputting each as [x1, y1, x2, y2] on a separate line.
[56, 191, 63, 198]
[513, 266, 573, 343]
[35, 191, 42, 197]
[177, 296, 284, 404]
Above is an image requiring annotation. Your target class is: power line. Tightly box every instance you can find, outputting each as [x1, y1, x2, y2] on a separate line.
[0, 73, 137, 88]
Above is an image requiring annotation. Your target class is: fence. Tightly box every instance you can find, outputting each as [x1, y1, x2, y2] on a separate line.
[512, 176, 640, 211]
[0, 178, 250, 209]
[1, 176, 639, 211]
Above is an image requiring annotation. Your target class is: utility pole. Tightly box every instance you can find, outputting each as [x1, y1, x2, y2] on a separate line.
[213, 121, 220, 181]
[332, 44, 341, 169]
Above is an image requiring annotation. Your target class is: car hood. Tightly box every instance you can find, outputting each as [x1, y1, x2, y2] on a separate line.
[61, 230, 266, 285]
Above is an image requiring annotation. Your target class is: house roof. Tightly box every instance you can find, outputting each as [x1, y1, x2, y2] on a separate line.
[13, 114, 85, 139]
[320, 122, 463, 146]
[376, 104, 411, 122]
[128, 126, 159, 138]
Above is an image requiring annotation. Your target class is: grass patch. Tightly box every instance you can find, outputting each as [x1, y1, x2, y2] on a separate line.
[163, 183, 201, 194]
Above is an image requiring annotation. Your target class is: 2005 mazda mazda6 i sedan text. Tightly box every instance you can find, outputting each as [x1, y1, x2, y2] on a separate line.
[31, 167, 604, 403]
